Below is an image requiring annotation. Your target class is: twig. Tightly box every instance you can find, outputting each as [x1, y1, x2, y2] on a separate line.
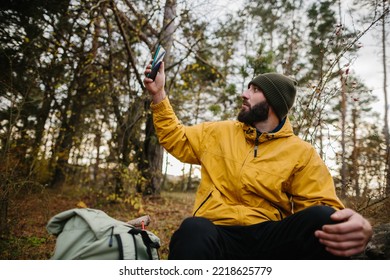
[358, 196, 390, 212]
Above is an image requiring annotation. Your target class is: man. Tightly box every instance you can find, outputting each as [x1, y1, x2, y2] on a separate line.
[143, 61, 372, 260]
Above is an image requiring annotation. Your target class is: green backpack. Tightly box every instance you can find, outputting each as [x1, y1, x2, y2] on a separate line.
[46, 208, 160, 260]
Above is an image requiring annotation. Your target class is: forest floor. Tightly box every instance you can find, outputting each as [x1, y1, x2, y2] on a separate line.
[1, 184, 389, 260]
[0, 185, 195, 260]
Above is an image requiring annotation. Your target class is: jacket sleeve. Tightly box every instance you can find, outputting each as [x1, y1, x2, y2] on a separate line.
[150, 97, 203, 165]
[288, 147, 345, 212]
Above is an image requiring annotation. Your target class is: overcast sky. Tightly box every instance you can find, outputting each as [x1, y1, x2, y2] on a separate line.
[164, 0, 389, 176]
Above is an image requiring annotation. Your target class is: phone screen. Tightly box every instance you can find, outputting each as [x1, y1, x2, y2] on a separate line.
[148, 44, 166, 81]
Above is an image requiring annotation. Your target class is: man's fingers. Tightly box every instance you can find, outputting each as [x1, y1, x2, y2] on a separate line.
[159, 61, 165, 72]
[330, 208, 355, 222]
[316, 229, 365, 243]
[315, 222, 370, 257]
[325, 246, 365, 257]
[321, 222, 355, 234]
[144, 65, 152, 75]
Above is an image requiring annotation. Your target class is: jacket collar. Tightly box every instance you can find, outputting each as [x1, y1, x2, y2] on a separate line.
[240, 117, 294, 143]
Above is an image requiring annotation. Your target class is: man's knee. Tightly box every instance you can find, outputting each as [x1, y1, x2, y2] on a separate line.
[169, 217, 221, 259]
[301, 205, 337, 226]
[170, 217, 219, 248]
[176, 217, 217, 236]
[282, 205, 338, 237]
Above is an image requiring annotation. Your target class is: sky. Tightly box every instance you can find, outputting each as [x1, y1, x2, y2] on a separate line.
[341, 0, 388, 115]
[163, 0, 389, 177]
[353, 32, 387, 113]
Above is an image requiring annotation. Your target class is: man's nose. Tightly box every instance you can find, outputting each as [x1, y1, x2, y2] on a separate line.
[241, 89, 250, 99]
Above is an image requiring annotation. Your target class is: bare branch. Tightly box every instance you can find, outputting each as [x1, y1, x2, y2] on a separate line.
[110, 1, 145, 90]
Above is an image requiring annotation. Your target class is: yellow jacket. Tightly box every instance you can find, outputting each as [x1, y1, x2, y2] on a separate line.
[151, 98, 344, 226]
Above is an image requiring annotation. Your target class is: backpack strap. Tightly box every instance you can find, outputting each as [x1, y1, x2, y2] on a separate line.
[128, 228, 160, 259]
[117, 231, 138, 260]
[114, 234, 124, 260]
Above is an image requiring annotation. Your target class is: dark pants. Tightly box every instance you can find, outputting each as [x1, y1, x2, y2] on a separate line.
[169, 205, 345, 260]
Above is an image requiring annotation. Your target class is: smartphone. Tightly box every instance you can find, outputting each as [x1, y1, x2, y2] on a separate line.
[148, 44, 166, 81]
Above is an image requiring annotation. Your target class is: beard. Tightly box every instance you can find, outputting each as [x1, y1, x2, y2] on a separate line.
[237, 100, 269, 126]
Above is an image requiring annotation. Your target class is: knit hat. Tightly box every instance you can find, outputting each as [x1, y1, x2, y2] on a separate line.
[249, 73, 297, 120]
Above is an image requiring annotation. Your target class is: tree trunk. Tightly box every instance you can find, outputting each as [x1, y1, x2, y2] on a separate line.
[50, 92, 83, 188]
[338, 0, 347, 198]
[381, 0, 390, 195]
[140, 0, 177, 195]
[31, 88, 53, 166]
[339, 68, 347, 198]
[0, 188, 9, 237]
[142, 114, 163, 195]
[351, 108, 360, 197]
[186, 164, 193, 191]
[93, 125, 102, 182]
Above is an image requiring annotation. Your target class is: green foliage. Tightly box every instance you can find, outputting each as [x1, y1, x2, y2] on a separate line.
[0, 235, 51, 259]
[26, 236, 47, 247]
[247, 44, 276, 76]
[208, 104, 222, 116]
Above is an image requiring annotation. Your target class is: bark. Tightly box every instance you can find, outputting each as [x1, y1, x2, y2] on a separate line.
[104, 4, 144, 195]
[0, 190, 9, 237]
[338, 0, 347, 198]
[50, 91, 83, 188]
[140, 0, 177, 195]
[381, 0, 390, 195]
[339, 69, 347, 198]
[351, 108, 360, 197]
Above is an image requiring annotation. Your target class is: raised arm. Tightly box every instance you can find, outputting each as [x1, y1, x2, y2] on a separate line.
[143, 61, 202, 165]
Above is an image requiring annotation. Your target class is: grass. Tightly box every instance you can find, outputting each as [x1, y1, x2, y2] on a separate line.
[0, 185, 195, 260]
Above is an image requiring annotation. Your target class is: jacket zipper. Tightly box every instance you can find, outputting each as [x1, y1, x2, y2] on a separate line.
[193, 191, 213, 216]
[270, 202, 284, 220]
[254, 131, 261, 157]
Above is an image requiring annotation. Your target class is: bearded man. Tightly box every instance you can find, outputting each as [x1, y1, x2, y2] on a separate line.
[143, 62, 372, 260]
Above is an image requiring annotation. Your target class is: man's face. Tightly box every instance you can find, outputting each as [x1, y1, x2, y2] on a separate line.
[237, 84, 270, 125]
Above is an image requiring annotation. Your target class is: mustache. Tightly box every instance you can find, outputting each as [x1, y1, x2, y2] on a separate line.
[242, 100, 251, 107]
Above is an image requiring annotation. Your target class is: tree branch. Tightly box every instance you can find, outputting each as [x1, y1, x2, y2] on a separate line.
[110, 1, 145, 90]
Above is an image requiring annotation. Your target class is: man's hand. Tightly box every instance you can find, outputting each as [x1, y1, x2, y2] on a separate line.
[144, 61, 166, 104]
[315, 208, 373, 257]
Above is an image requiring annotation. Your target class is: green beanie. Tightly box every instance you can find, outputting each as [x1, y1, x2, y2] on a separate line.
[249, 73, 297, 120]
